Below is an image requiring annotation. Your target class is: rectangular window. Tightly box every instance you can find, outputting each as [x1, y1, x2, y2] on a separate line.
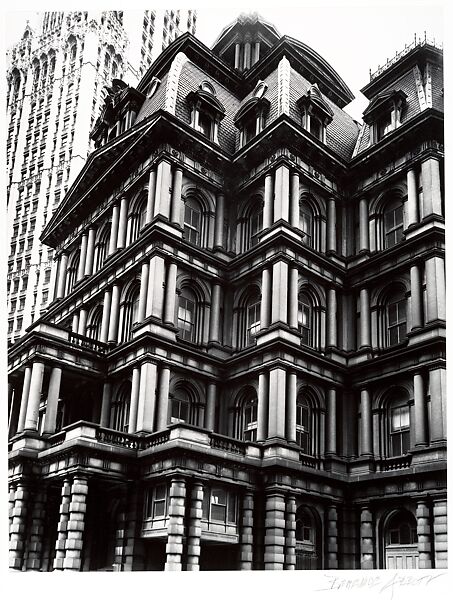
[390, 404, 410, 456]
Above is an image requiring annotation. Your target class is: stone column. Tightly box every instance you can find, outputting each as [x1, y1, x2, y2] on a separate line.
[288, 266, 299, 328]
[284, 494, 296, 570]
[108, 283, 120, 343]
[327, 288, 337, 347]
[84, 227, 96, 276]
[326, 388, 337, 455]
[243, 37, 251, 70]
[165, 477, 187, 571]
[26, 488, 47, 570]
[17, 365, 32, 434]
[290, 172, 300, 227]
[170, 166, 183, 225]
[264, 491, 286, 569]
[268, 367, 286, 438]
[413, 372, 427, 447]
[100, 288, 112, 344]
[429, 367, 446, 443]
[24, 361, 45, 431]
[186, 482, 203, 571]
[145, 168, 157, 225]
[214, 192, 225, 249]
[274, 164, 290, 222]
[9, 482, 29, 569]
[206, 382, 216, 431]
[425, 256, 446, 322]
[421, 157, 442, 218]
[286, 371, 297, 443]
[153, 160, 172, 219]
[8, 483, 16, 532]
[156, 366, 171, 431]
[263, 173, 273, 229]
[416, 500, 433, 569]
[260, 267, 271, 329]
[127, 367, 141, 434]
[209, 283, 221, 343]
[63, 476, 88, 571]
[76, 233, 88, 281]
[410, 264, 423, 330]
[146, 255, 166, 320]
[100, 381, 112, 428]
[358, 197, 369, 252]
[234, 43, 241, 70]
[56, 252, 68, 299]
[108, 202, 120, 255]
[137, 261, 149, 323]
[326, 505, 339, 569]
[432, 499, 447, 568]
[406, 167, 419, 227]
[116, 195, 129, 250]
[327, 197, 337, 253]
[163, 261, 177, 326]
[359, 288, 371, 348]
[257, 371, 268, 441]
[239, 492, 254, 569]
[360, 505, 375, 569]
[360, 388, 373, 456]
[78, 308, 88, 337]
[271, 261, 289, 324]
[43, 366, 62, 435]
[136, 361, 157, 433]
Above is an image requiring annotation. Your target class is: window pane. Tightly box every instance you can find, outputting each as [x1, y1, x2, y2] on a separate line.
[153, 499, 165, 518]
[399, 405, 410, 428]
[211, 505, 226, 522]
[227, 492, 236, 523]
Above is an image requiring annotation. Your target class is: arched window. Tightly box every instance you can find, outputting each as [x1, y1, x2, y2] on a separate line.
[234, 386, 258, 441]
[183, 197, 202, 246]
[110, 382, 131, 432]
[246, 289, 261, 346]
[295, 506, 321, 570]
[95, 225, 111, 271]
[384, 197, 404, 248]
[299, 202, 314, 247]
[128, 194, 147, 244]
[178, 287, 197, 343]
[386, 287, 407, 346]
[170, 383, 203, 427]
[298, 291, 313, 346]
[241, 198, 263, 252]
[86, 306, 103, 340]
[119, 283, 140, 343]
[65, 253, 79, 295]
[296, 395, 311, 453]
[386, 389, 411, 457]
[384, 510, 418, 569]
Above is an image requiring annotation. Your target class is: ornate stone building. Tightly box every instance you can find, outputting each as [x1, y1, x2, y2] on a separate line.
[6, 10, 196, 344]
[8, 14, 445, 571]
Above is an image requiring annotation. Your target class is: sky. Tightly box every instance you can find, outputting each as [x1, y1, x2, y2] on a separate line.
[3, 1, 445, 121]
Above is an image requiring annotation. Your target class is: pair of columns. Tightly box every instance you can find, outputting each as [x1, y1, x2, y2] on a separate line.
[358, 157, 442, 253]
[15, 361, 62, 435]
[257, 367, 337, 453]
[234, 39, 260, 71]
[358, 366, 446, 456]
[100, 364, 217, 435]
[145, 160, 184, 226]
[360, 498, 447, 569]
[263, 167, 337, 252]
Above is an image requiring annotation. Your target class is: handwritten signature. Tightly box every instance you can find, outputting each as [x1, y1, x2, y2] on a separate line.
[317, 572, 445, 598]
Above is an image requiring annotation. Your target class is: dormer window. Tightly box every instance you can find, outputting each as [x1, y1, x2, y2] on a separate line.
[363, 89, 407, 144]
[297, 84, 333, 144]
[187, 82, 225, 144]
[234, 81, 270, 148]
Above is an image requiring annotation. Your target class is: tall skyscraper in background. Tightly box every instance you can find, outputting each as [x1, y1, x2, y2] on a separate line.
[6, 10, 197, 344]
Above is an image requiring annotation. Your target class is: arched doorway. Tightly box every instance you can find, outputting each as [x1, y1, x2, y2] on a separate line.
[384, 509, 418, 569]
[295, 506, 321, 569]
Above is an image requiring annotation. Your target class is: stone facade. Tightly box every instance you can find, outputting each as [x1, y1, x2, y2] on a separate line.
[7, 14, 445, 571]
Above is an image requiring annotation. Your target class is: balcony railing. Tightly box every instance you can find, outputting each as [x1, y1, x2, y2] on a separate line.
[210, 433, 247, 455]
[68, 331, 109, 354]
[299, 452, 322, 469]
[377, 454, 412, 471]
